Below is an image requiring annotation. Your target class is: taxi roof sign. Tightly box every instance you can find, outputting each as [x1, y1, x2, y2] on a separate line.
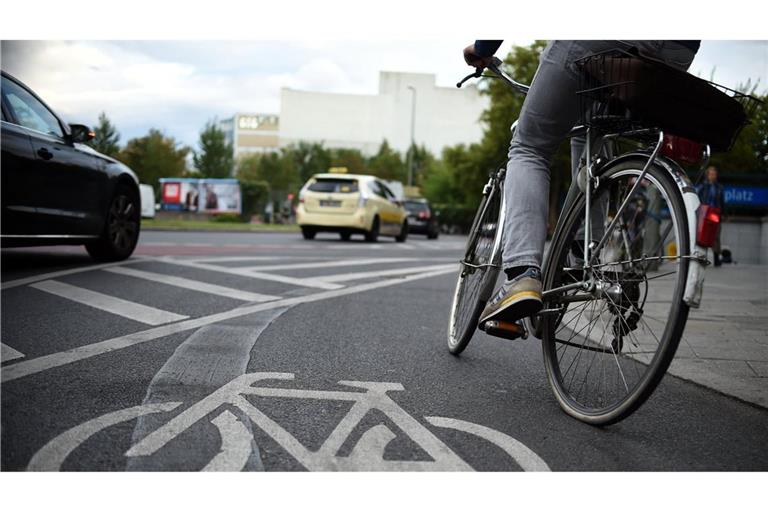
[328, 167, 348, 174]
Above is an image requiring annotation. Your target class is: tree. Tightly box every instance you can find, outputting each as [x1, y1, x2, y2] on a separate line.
[283, 141, 332, 184]
[119, 129, 189, 191]
[87, 112, 121, 157]
[240, 180, 271, 222]
[330, 148, 367, 174]
[709, 91, 768, 178]
[236, 151, 299, 201]
[406, 143, 436, 188]
[193, 121, 234, 178]
[368, 140, 405, 181]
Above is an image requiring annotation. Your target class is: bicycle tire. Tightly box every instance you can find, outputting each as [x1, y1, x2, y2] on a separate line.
[447, 185, 502, 355]
[541, 158, 690, 425]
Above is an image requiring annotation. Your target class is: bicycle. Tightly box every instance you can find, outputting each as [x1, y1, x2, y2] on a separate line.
[447, 48, 762, 425]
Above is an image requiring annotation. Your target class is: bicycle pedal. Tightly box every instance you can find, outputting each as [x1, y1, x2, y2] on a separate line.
[479, 320, 528, 341]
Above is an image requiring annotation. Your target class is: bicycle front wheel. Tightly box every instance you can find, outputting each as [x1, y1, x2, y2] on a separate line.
[447, 185, 502, 355]
[541, 159, 690, 425]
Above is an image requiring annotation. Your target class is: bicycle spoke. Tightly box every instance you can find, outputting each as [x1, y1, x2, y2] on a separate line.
[542, 163, 688, 419]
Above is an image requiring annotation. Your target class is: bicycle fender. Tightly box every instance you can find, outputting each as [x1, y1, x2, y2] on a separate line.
[600, 152, 706, 307]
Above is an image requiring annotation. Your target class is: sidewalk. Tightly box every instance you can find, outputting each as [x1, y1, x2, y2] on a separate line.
[665, 263, 768, 408]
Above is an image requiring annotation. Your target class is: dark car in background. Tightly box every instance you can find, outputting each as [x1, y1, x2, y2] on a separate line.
[1, 71, 141, 261]
[403, 198, 439, 239]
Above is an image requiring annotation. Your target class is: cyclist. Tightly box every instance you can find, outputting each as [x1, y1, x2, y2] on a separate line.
[464, 40, 700, 326]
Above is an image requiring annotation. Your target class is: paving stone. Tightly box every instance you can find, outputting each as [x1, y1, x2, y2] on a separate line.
[747, 361, 768, 378]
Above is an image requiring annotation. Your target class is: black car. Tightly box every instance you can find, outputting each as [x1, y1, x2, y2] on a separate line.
[403, 198, 438, 239]
[1, 71, 141, 261]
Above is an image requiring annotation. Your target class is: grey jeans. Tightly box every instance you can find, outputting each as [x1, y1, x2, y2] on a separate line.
[502, 40, 696, 271]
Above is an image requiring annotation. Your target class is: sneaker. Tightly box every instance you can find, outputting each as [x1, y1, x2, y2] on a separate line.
[479, 267, 543, 325]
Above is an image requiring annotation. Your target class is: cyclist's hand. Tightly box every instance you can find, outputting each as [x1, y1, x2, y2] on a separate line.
[463, 44, 493, 69]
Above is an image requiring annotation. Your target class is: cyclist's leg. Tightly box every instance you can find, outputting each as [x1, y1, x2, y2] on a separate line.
[502, 40, 604, 273]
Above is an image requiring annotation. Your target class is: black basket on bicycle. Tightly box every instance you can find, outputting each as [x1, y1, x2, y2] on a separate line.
[574, 48, 762, 152]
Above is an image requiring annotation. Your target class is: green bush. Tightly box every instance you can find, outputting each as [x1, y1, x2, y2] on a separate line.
[433, 203, 477, 233]
[240, 180, 271, 221]
[211, 213, 244, 223]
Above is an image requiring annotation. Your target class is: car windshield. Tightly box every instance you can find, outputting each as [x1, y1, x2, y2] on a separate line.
[404, 201, 429, 213]
[308, 178, 359, 193]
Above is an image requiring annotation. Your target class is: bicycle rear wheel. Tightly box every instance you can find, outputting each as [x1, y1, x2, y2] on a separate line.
[541, 159, 690, 425]
[447, 184, 502, 355]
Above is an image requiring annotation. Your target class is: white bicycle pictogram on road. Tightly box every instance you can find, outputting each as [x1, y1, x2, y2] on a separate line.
[28, 372, 550, 471]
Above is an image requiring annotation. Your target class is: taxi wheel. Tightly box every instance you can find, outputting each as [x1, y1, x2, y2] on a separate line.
[395, 221, 408, 242]
[364, 217, 380, 243]
[301, 227, 316, 240]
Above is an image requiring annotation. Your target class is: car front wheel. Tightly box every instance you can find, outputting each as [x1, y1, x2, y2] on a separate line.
[86, 184, 140, 262]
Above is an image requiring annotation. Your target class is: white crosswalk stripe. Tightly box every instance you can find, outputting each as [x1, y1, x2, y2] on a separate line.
[154, 257, 344, 290]
[315, 264, 457, 283]
[104, 267, 281, 302]
[1, 342, 25, 362]
[30, 280, 189, 326]
[239, 257, 420, 272]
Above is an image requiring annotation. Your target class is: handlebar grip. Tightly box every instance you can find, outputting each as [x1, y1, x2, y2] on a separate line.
[456, 68, 484, 88]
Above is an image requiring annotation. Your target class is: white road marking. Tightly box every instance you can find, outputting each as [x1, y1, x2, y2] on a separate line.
[29, 372, 549, 471]
[104, 267, 280, 303]
[26, 402, 182, 471]
[202, 411, 255, 472]
[127, 373, 472, 471]
[1, 342, 25, 362]
[425, 416, 551, 471]
[156, 258, 343, 290]
[398, 244, 416, 250]
[239, 257, 420, 272]
[1, 257, 147, 290]
[2, 266, 456, 382]
[30, 280, 189, 326]
[317, 264, 456, 283]
[186, 256, 318, 263]
[127, 322, 277, 471]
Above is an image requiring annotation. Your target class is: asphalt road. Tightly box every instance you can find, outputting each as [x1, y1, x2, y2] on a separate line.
[2, 230, 767, 471]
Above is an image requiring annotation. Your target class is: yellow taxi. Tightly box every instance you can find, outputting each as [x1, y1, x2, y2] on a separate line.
[296, 173, 409, 242]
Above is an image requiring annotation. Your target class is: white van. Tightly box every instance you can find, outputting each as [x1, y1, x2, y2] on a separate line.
[139, 184, 156, 218]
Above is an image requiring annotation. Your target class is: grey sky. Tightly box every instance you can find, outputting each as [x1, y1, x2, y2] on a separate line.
[2, 40, 766, 152]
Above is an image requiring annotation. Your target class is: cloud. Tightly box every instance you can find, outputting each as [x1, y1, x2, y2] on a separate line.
[2, 39, 765, 152]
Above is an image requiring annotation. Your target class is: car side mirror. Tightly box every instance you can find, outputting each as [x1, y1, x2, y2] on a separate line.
[69, 124, 95, 143]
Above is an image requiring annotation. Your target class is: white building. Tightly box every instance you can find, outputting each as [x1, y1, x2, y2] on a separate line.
[218, 113, 280, 161]
[278, 71, 488, 156]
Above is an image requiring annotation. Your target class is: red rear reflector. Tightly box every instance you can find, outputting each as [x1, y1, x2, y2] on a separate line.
[662, 135, 703, 165]
[696, 205, 721, 248]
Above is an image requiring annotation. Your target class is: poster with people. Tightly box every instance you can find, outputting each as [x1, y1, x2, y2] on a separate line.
[198, 179, 241, 214]
[160, 178, 241, 214]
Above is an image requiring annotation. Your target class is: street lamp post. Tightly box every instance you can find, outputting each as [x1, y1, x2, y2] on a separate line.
[406, 85, 416, 187]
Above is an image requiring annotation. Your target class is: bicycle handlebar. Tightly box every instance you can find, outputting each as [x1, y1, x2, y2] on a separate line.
[456, 57, 530, 96]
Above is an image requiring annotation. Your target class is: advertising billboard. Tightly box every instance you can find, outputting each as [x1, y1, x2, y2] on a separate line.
[198, 179, 242, 214]
[160, 178, 241, 214]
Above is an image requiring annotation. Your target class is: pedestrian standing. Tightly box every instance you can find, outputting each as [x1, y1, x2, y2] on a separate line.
[696, 165, 725, 266]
